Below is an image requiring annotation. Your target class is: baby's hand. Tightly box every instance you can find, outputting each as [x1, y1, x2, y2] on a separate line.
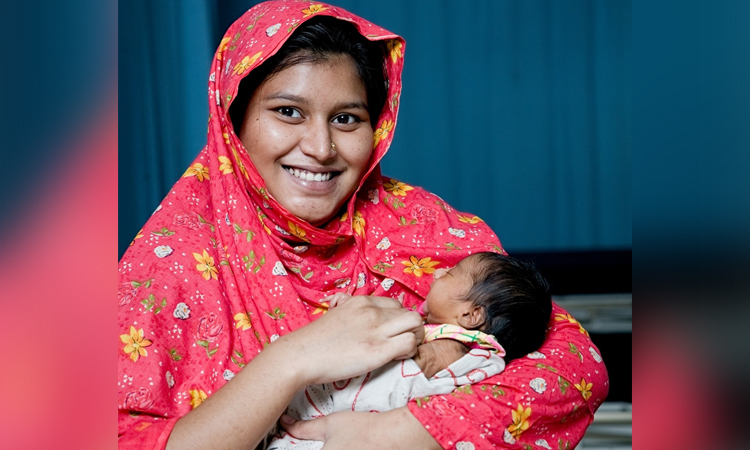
[413, 339, 468, 379]
[325, 292, 352, 309]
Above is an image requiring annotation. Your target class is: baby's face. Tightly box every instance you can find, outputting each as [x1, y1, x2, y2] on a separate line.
[422, 255, 476, 325]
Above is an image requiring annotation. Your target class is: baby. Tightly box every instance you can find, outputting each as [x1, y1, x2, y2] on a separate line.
[268, 252, 551, 450]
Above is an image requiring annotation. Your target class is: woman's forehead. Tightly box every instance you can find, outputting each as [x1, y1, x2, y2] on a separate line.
[253, 58, 369, 111]
[259, 56, 363, 93]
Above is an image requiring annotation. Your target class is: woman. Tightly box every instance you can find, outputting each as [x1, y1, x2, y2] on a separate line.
[118, 2, 608, 449]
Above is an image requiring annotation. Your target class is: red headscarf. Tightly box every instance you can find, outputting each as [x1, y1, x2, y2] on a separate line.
[118, 2, 608, 448]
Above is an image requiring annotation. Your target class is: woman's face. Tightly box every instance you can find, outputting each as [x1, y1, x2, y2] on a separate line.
[238, 55, 374, 226]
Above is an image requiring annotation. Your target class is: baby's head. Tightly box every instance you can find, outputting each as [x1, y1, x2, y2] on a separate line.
[422, 252, 551, 360]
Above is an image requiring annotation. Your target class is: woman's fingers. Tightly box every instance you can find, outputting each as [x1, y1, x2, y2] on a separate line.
[275, 295, 426, 384]
[345, 297, 424, 360]
[377, 308, 423, 337]
[389, 328, 422, 360]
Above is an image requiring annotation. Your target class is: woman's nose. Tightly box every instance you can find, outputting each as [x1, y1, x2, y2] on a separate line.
[299, 120, 336, 162]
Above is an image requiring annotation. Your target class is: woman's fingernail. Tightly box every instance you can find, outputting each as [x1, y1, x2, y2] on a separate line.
[280, 414, 296, 425]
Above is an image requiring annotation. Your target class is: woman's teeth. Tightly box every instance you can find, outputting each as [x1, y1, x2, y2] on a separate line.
[286, 167, 332, 182]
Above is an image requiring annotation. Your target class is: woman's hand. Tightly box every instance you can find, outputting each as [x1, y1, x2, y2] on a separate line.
[276, 295, 425, 385]
[166, 295, 422, 450]
[281, 407, 442, 450]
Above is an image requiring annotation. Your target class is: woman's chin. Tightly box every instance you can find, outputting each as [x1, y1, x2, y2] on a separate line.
[286, 203, 341, 227]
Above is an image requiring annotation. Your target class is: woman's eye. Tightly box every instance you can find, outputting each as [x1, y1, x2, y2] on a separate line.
[333, 114, 359, 125]
[277, 107, 301, 118]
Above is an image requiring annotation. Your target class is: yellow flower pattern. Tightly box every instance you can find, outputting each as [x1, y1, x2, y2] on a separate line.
[402, 256, 440, 277]
[352, 211, 365, 237]
[373, 119, 394, 148]
[234, 312, 252, 331]
[230, 145, 248, 179]
[288, 221, 309, 242]
[457, 215, 483, 224]
[312, 302, 329, 315]
[216, 36, 231, 60]
[232, 51, 262, 76]
[189, 389, 208, 409]
[183, 163, 210, 182]
[508, 404, 532, 438]
[134, 422, 152, 432]
[384, 179, 414, 196]
[120, 326, 153, 362]
[302, 4, 328, 16]
[130, 228, 144, 246]
[555, 313, 589, 336]
[193, 250, 219, 281]
[574, 378, 593, 401]
[218, 156, 234, 175]
[386, 39, 403, 63]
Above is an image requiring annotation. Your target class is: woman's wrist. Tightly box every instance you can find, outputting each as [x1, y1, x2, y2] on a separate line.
[252, 334, 312, 390]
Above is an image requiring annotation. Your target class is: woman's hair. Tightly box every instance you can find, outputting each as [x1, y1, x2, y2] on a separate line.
[465, 253, 552, 361]
[229, 16, 387, 130]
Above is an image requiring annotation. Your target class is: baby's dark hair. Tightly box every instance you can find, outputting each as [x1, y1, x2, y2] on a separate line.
[465, 252, 552, 361]
[230, 16, 387, 130]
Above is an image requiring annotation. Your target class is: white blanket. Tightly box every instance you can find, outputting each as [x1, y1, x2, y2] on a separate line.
[267, 348, 505, 449]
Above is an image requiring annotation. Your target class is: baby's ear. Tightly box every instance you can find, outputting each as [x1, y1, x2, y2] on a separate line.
[458, 305, 485, 330]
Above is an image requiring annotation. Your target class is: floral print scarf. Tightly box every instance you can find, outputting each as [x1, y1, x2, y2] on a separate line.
[118, 2, 608, 449]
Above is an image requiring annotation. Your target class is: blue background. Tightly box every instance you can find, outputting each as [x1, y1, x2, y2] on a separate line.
[119, 0, 631, 257]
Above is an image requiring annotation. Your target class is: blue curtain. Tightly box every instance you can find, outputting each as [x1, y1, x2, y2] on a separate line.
[119, 0, 631, 257]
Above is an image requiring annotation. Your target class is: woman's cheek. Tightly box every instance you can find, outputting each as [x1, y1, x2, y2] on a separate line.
[348, 132, 374, 168]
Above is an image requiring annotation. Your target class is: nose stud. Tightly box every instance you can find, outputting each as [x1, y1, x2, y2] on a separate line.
[331, 142, 336, 150]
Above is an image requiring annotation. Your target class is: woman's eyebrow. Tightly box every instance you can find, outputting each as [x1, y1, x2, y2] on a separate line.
[264, 92, 307, 104]
[264, 93, 367, 111]
[338, 101, 368, 110]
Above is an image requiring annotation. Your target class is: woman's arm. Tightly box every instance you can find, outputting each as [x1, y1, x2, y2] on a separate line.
[164, 295, 424, 450]
[282, 407, 442, 450]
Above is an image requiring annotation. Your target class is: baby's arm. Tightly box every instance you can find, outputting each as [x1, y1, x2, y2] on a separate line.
[412, 339, 468, 379]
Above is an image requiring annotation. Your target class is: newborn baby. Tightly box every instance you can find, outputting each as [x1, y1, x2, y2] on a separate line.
[268, 252, 551, 450]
